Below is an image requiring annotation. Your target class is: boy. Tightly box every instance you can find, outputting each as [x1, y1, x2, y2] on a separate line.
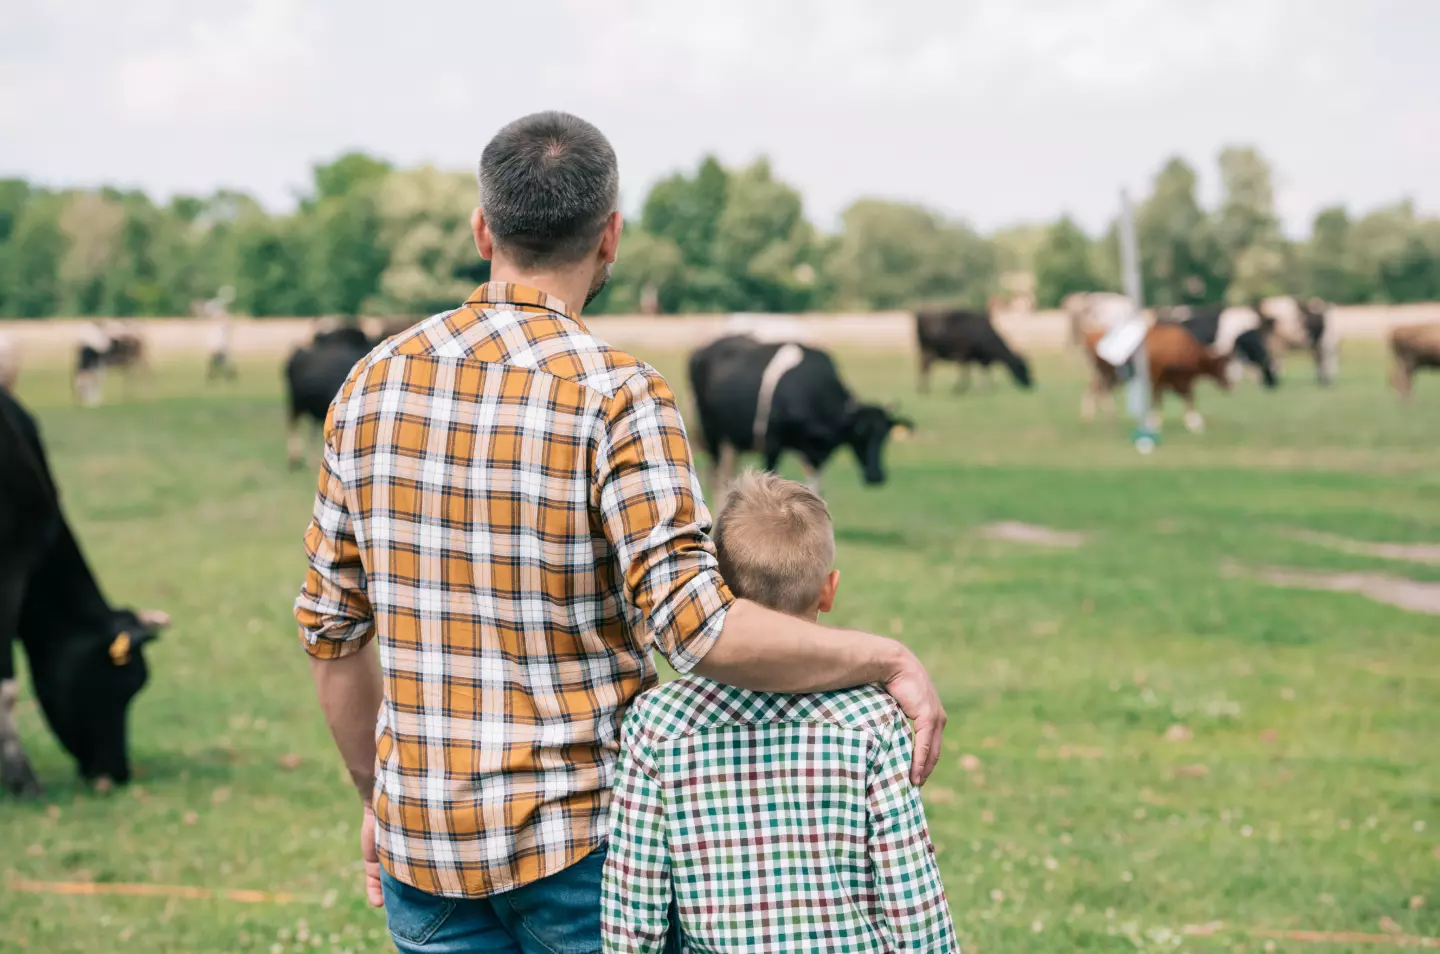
[602, 472, 959, 952]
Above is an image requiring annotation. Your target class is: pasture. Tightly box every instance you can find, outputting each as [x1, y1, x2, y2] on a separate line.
[3, 341, 1438, 953]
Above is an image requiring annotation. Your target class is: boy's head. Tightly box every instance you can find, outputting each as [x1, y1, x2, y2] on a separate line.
[714, 472, 840, 620]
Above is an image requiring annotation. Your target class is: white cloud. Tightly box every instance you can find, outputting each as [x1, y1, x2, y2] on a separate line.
[111, 0, 326, 123]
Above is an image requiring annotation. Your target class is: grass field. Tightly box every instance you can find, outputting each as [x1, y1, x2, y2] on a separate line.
[3, 343, 1438, 953]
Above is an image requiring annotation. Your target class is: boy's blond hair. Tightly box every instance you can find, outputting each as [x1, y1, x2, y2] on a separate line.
[714, 471, 835, 616]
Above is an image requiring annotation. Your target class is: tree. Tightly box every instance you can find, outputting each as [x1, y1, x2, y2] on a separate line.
[1303, 206, 1364, 303]
[1136, 157, 1224, 306]
[312, 152, 393, 204]
[640, 156, 731, 311]
[1033, 216, 1102, 308]
[1215, 146, 1289, 304]
[367, 167, 478, 315]
[829, 200, 996, 311]
[712, 159, 819, 312]
[602, 229, 687, 313]
[1, 196, 67, 317]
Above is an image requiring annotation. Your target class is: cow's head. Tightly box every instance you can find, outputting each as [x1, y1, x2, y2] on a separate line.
[45, 608, 168, 788]
[844, 404, 914, 486]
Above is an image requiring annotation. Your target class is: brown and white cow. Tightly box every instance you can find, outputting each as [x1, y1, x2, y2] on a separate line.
[1389, 321, 1440, 400]
[1083, 323, 1233, 433]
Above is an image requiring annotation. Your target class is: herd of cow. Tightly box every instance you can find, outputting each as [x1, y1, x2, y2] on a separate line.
[0, 296, 1438, 795]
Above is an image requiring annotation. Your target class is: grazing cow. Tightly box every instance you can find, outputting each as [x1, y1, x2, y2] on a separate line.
[689, 335, 912, 493]
[1082, 323, 1233, 433]
[1388, 321, 1440, 400]
[0, 332, 17, 393]
[1260, 296, 1340, 386]
[0, 389, 168, 795]
[283, 328, 374, 468]
[1063, 292, 1134, 347]
[1158, 305, 1280, 389]
[73, 323, 148, 407]
[915, 310, 1033, 393]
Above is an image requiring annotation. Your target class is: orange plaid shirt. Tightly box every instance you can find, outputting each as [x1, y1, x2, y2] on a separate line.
[295, 283, 734, 898]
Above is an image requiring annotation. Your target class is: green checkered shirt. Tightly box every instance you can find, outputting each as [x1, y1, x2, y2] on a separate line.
[602, 677, 959, 952]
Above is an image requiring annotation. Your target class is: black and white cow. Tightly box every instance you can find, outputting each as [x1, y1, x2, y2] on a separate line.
[1260, 296, 1340, 386]
[1, 389, 168, 795]
[283, 327, 374, 468]
[914, 309, 1033, 393]
[1159, 305, 1280, 390]
[688, 335, 912, 493]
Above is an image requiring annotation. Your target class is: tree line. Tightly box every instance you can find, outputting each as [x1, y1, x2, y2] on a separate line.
[1, 146, 1437, 320]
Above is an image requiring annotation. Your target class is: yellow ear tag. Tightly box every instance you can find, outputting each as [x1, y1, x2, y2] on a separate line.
[893, 425, 914, 443]
[109, 632, 132, 666]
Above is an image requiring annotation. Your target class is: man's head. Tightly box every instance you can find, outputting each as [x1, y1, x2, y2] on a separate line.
[714, 472, 840, 621]
[474, 111, 622, 306]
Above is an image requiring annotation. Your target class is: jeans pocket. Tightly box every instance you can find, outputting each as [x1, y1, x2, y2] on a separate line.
[501, 847, 606, 954]
[383, 873, 459, 946]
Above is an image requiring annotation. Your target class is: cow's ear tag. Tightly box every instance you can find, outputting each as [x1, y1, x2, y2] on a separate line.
[108, 632, 132, 667]
[893, 425, 914, 443]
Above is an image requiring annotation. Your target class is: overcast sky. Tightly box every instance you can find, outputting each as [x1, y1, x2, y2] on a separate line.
[4, 0, 1437, 236]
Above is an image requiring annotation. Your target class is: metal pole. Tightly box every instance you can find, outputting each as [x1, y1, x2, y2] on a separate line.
[1118, 189, 1157, 453]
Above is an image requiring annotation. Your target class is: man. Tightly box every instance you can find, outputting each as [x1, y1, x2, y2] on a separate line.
[296, 111, 946, 954]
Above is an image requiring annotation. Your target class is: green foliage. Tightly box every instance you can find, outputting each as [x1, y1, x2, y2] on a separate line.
[829, 200, 996, 310]
[1136, 158, 1225, 306]
[1034, 216, 1103, 308]
[2, 146, 1439, 319]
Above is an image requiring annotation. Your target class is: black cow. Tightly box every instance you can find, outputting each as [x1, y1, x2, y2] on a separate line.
[1, 389, 167, 795]
[1159, 305, 1279, 389]
[283, 328, 374, 469]
[688, 335, 912, 492]
[915, 310, 1033, 393]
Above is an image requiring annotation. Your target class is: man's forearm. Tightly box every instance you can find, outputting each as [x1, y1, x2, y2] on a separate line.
[692, 599, 906, 693]
[308, 640, 383, 802]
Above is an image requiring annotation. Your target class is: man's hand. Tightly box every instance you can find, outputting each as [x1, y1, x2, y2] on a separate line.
[882, 646, 946, 786]
[362, 805, 383, 908]
[694, 600, 947, 785]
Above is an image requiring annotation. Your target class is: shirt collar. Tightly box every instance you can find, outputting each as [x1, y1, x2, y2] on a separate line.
[464, 282, 581, 322]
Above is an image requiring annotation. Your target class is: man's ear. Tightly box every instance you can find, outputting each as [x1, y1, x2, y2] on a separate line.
[472, 207, 494, 260]
[598, 211, 623, 265]
[818, 569, 841, 614]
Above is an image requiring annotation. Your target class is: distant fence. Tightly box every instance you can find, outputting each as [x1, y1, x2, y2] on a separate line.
[3, 303, 1435, 359]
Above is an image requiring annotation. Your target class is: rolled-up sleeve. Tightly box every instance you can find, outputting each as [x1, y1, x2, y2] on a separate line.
[595, 367, 733, 673]
[295, 400, 374, 659]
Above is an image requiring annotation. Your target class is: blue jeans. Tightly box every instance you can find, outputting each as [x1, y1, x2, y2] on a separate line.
[381, 846, 680, 953]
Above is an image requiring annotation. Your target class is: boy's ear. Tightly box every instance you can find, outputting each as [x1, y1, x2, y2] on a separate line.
[818, 570, 841, 614]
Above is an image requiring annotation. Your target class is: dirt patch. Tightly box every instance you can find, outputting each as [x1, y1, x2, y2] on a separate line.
[980, 521, 1087, 548]
[1286, 529, 1440, 565]
[1247, 564, 1440, 616]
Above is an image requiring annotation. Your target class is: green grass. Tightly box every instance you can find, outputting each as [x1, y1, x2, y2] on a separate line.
[3, 344, 1437, 953]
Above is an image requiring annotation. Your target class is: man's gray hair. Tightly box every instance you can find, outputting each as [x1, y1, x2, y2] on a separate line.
[479, 111, 619, 269]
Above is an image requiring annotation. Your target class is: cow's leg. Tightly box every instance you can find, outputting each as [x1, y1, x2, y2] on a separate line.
[1080, 374, 1099, 422]
[0, 587, 41, 797]
[1390, 358, 1414, 401]
[1146, 383, 1164, 432]
[286, 413, 304, 470]
[801, 462, 823, 496]
[0, 677, 40, 797]
[954, 363, 972, 394]
[716, 443, 739, 494]
[1177, 379, 1204, 433]
[918, 351, 935, 394]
